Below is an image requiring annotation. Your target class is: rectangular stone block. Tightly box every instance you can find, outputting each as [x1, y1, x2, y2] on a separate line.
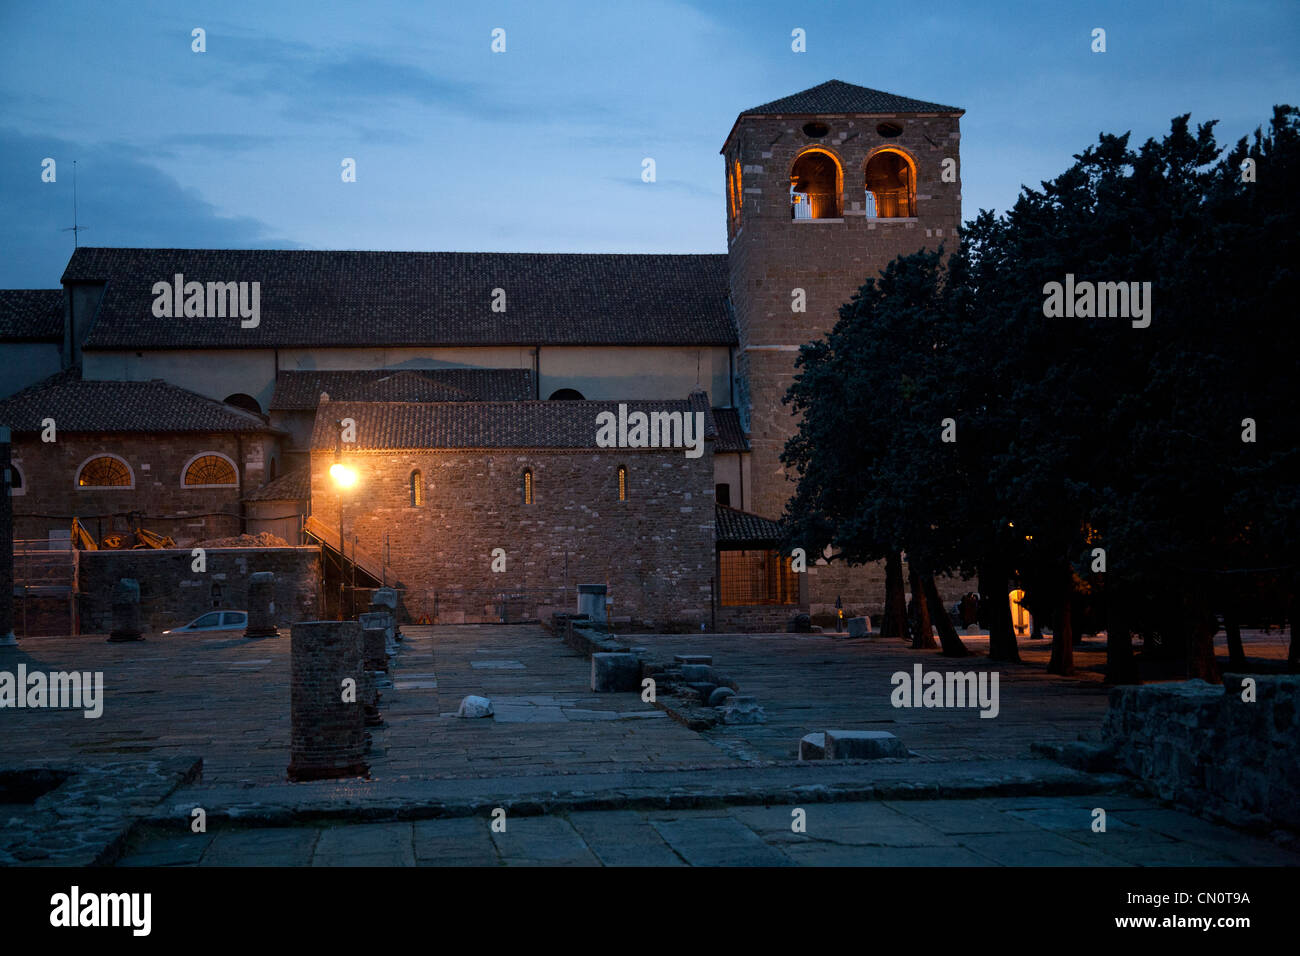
[674, 654, 713, 665]
[824, 730, 907, 760]
[847, 616, 870, 638]
[591, 652, 641, 693]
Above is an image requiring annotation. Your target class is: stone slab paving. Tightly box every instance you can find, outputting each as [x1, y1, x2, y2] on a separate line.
[6, 624, 1293, 867]
[5, 625, 1283, 785]
[116, 793, 1300, 866]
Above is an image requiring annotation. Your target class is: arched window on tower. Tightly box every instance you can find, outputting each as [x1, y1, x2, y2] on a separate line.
[864, 149, 917, 218]
[617, 465, 628, 501]
[547, 388, 585, 401]
[790, 148, 842, 220]
[410, 470, 423, 507]
[521, 468, 534, 505]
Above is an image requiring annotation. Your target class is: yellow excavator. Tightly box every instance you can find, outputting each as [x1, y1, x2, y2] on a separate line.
[71, 517, 175, 550]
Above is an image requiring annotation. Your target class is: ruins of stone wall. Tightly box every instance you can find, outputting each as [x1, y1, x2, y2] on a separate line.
[77, 546, 321, 634]
[1103, 675, 1300, 831]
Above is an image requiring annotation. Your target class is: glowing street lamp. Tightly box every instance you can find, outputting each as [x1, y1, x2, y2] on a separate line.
[329, 462, 357, 488]
[332, 421, 358, 619]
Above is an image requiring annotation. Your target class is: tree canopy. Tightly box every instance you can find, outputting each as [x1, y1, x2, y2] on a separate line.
[781, 105, 1300, 678]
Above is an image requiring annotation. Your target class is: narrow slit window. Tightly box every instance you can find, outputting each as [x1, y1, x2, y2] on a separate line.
[410, 470, 423, 507]
[617, 465, 628, 501]
[522, 468, 534, 505]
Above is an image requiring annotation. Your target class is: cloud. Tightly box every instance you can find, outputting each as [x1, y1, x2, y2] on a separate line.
[0, 129, 298, 287]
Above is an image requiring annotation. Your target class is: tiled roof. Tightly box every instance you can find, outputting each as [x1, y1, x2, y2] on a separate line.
[310, 395, 716, 451]
[0, 369, 278, 435]
[0, 290, 63, 342]
[271, 368, 534, 410]
[64, 248, 736, 350]
[716, 504, 784, 545]
[245, 465, 310, 501]
[711, 407, 748, 452]
[742, 80, 961, 116]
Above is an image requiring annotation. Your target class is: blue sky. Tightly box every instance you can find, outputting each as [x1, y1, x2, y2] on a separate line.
[0, 0, 1296, 287]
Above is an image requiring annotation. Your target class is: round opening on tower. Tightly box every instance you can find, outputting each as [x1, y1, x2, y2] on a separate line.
[802, 121, 830, 138]
[876, 121, 904, 138]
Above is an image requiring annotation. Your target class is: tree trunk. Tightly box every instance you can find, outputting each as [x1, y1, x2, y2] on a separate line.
[1223, 599, 1247, 671]
[908, 564, 937, 649]
[1288, 584, 1298, 672]
[922, 572, 968, 657]
[982, 563, 1021, 662]
[1104, 590, 1140, 685]
[1047, 568, 1074, 676]
[882, 551, 908, 640]
[1184, 590, 1220, 683]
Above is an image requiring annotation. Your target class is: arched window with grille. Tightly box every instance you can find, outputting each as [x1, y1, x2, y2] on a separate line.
[76, 454, 134, 489]
[181, 452, 238, 488]
[521, 468, 534, 505]
[789, 147, 843, 219]
[410, 469, 424, 506]
[864, 148, 917, 218]
[617, 464, 628, 501]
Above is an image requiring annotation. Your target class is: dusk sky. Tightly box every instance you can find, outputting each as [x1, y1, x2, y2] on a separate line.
[1, 0, 1296, 288]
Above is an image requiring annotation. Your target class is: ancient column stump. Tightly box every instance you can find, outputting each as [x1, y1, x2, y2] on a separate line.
[244, 571, 279, 639]
[108, 578, 144, 642]
[577, 584, 607, 626]
[287, 620, 369, 781]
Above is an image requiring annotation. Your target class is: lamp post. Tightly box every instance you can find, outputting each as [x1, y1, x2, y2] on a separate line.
[329, 420, 358, 620]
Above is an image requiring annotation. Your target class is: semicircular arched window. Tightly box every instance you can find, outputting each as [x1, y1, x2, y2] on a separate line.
[790, 148, 843, 220]
[78, 455, 133, 488]
[864, 149, 917, 218]
[548, 388, 585, 401]
[183, 453, 238, 487]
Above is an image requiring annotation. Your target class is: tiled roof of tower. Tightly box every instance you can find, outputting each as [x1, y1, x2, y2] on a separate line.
[0, 369, 280, 435]
[715, 504, 783, 545]
[711, 407, 748, 452]
[63, 248, 736, 350]
[245, 465, 310, 502]
[311, 397, 716, 451]
[742, 80, 962, 116]
[271, 368, 534, 410]
[0, 289, 63, 342]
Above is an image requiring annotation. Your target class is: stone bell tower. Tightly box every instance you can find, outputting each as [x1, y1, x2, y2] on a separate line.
[721, 80, 965, 613]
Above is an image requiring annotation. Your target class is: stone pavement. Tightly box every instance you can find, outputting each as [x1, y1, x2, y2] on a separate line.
[4, 623, 1293, 867]
[117, 793, 1300, 867]
[0, 623, 1130, 784]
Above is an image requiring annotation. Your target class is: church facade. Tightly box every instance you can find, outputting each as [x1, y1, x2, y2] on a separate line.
[0, 80, 965, 630]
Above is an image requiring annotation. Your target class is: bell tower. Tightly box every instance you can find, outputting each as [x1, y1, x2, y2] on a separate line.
[721, 80, 964, 610]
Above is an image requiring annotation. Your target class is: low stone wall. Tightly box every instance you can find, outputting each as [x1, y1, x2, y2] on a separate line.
[78, 547, 322, 634]
[715, 605, 795, 633]
[1103, 675, 1300, 831]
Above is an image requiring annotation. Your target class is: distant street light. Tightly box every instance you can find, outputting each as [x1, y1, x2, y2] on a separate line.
[332, 421, 357, 619]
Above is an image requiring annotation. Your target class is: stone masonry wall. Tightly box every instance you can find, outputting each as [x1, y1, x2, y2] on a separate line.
[311, 447, 715, 629]
[78, 546, 321, 634]
[724, 110, 962, 611]
[1103, 676, 1300, 831]
[10, 431, 277, 546]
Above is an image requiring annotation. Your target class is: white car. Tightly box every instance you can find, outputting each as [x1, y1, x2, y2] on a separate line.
[163, 610, 248, 635]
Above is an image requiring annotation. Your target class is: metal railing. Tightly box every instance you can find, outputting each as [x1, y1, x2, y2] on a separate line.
[864, 188, 915, 218]
[790, 191, 842, 220]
